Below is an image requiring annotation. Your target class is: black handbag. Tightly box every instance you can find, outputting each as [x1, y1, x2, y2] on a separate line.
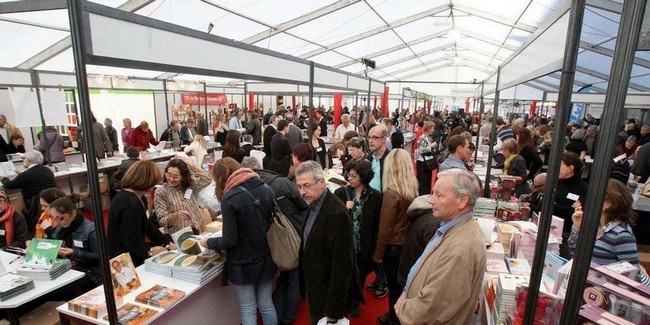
[423, 152, 439, 171]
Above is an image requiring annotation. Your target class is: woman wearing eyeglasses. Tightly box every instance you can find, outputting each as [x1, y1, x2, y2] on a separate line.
[154, 155, 212, 234]
[334, 160, 381, 316]
[34, 188, 67, 239]
[49, 196, 101, 297]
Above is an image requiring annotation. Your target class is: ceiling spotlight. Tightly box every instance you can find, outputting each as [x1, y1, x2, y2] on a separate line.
[447, 29, 460, 40]
[361, 58, 376, 69]
[207, 22, 214, 34]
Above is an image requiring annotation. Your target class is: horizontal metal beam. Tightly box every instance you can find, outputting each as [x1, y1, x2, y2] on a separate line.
[240, 0, 361, 44]
[299, 4, 450, 59]
[456, 41, 509, 62]
[0, 15, 69, 32]
[457, 28, 519, 51]
[580, 41, 650, 69]
[0, 0, 66, 14]
[334, 29, 451, 68]
[452, 3, 537, 33]
[396, 62, 454, 80]
[356, 42, 455, 74]
[523, 81, 551, 92]
[375, 55, 454, 79]
[586, 0, 623, 13]
[576, 66, 650, 92]
[548, 72, 608, 93]
[15, 0, 154, 69]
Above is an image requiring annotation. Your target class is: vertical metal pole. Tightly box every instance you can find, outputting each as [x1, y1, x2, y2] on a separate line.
[308, 62, 315, 140]
[474, 82, 484, 162]
[541, 91, 547, 118]
[560, 0, 647, 323]
[243, 82, 248, 111]
[163, 80, 170, 123]
[203, 82, 208, 121]
[67, 1, 118, 324]
[31, 71, 51, 165]
[366, 78, 371, 135]
[524, 1, 587, 324]
[484, 68, 500, 197]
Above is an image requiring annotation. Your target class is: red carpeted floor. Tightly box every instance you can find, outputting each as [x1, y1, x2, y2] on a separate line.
[293, 274, 388, 325]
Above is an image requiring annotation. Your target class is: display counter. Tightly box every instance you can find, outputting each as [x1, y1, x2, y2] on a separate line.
[57, 263, 240, 325]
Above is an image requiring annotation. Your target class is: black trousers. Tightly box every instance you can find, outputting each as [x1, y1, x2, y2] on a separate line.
[416, 161, 432, 196]
[383, 244, 403, 323]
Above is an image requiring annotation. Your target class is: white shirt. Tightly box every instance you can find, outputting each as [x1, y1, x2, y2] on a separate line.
[334, 123, 356, 142]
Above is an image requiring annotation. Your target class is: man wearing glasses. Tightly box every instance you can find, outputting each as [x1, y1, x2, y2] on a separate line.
[296, 161, 359, 325]
[367, 125, 390, 193]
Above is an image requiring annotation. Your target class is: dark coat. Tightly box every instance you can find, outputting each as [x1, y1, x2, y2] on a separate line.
[390, 129, 404, 149]
[308, 137, 331, 169]
[302, 190, 361, 320]
[52, 217, 101, 284]
[242, 143, 255, 156]
[334, 185, 382, 275]
[256, 170, 308, 233]
[505, 155, 530, 196]
[0, 210, 28, 248]
[286, 124, 302, 150]
[37, 127, 65, 163]
[318, 117, 328, 137]
[245, 118, 262, 145]
[2, 164, 57, 213]
[263, 125, 278, 168]
[107, 191, 170, 266]
[396, 196, 440, 287]
[180, 126, 195, 145]
[207, 178, 276, 285]
[269, 133, 292, 177]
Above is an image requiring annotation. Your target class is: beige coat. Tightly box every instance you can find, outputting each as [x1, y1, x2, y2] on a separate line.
[396, 215, 486, 325]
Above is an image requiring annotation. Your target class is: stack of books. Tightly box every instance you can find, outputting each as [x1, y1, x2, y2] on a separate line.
[505, 258, 531, 275]
[486, 259, 509, 275]
[145, 252, 225, 285]
[135, 285, 186, 309]
[16, 259, 71, 280]
[67, 287, 124, 319]
[493, 274, 529, 324]
[0, 273, 35, 301]
[104, 303, 158, 324]
[474, 198, 498, 218]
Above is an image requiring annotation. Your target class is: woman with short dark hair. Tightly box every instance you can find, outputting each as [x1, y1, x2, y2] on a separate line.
[200, 158, 277, 325]
[154, 156, 211, 233]
[108, 160, 172, 266]
[555, 151, 588, 258]
[334, 160, 381, 314]
[223, 130, 245, 163]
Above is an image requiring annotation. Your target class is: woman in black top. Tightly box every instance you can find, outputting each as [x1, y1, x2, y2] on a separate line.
[501, 139, 530, 197]
[7, 134, 25, 154]
[307, 125, 331, 169]
[516, 128, 543, 180]
[555, 152, 588, 258]
[223, 130, 245, 163]
[565, 128, 588, 160]
[107, 160, 172, 266]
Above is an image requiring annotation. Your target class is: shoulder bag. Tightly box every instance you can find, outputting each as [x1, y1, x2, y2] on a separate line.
[238, 184, 301, 271]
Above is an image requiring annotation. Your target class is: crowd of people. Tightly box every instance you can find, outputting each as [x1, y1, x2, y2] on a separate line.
[1, 104, 650, 325]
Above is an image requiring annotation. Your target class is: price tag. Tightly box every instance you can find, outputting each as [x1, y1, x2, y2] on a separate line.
[567, 193, 580, 201]
[184, 189, 193, 199]
[74, 240, 84, 248]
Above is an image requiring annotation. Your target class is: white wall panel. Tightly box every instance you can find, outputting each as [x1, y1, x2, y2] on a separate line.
[0, 70, 31, 86]
[38, 73, 77, 88]
[247, 83, 300, 93]
[314, 67, 348, 88]
[88, 14, 311, 84]
[348, 76, 369, 92]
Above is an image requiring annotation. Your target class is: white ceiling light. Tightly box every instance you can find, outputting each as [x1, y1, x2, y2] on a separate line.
[447, 29, 460, 41]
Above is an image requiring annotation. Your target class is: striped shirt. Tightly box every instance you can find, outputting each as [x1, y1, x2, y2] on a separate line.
[569, 220, 639, 266]
[154, 171, 212, 233]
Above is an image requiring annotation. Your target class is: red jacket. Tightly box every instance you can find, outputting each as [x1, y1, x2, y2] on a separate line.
[128, 126, 158, 151]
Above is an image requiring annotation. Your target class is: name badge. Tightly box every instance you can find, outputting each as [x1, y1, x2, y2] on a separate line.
[316, 147, 323, 152]
[0, 229, 4, 236]
[184, 189, 193, 199]
[74, 240, 84, 248]
[567, 193, 580, 201]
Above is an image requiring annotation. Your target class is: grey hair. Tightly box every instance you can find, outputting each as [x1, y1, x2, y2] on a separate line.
[285, 113, 295, 122]
[371, 124, 389, 137]
[25, 150, 44, 165]
[242, 134, 253, 143]
[571, 128, 586, 141]
[295, 160, 323, 182]
[436, 169, 481, 207]
[341, 114, 350, 121]
[241, 156, 262, 170]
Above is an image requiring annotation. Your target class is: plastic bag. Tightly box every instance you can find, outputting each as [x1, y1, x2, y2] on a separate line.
[196, 181, 220, 215]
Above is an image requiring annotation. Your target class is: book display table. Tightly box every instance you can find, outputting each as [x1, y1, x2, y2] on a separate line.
[0, 251, 84, 325]
[57, 264, 240, 325]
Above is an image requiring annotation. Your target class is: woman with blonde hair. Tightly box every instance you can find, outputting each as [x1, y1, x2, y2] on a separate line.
[373, 148, 418, 325]
[199, 158, 277, 325]
[184, 134, 208, 167]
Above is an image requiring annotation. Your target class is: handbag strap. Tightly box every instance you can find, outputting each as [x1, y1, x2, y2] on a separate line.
[237, 185, 279, 222]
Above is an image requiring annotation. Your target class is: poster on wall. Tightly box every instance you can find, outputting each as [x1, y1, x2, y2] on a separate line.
[8, 88, 40, 127]
[569, 103, 584, 124]
[181, 93, 228, 106]
[39, 89, 68, 126]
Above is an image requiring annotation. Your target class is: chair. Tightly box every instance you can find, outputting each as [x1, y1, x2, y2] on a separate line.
[6, 189, 25, 213]
[78, 174, 110, 212]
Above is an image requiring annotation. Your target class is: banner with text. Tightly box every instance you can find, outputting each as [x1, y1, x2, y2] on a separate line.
[181, 93, 228, 106]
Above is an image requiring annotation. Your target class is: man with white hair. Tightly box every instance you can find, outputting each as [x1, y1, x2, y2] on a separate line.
[334, 114, 355, 142]
[395, 169, 486, 324]
[1, 150, 57, 215]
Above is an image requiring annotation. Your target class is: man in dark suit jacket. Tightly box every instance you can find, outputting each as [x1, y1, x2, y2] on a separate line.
[180, 119, 196, 145]
[245, 112, 262, 145]
[1, 150, 57, 229]
[295, 161, 361, 325]
[317, 110, 328, 137]
[269, 120, 293, 177]
[263, 115, 278, 168]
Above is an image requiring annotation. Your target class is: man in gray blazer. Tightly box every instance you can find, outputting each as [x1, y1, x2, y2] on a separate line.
[285, 113, 303, 150]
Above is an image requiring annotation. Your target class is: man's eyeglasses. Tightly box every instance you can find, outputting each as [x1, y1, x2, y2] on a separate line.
[297, 180, 320, 191]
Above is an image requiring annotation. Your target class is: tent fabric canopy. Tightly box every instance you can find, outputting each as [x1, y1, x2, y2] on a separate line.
[0, 0, 648, 99]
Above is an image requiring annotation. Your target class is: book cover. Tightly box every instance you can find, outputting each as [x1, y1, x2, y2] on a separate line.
[134, 284, 186, 309]
[22, 238, 62, 270]
[149, 251, 179, 265]
[67, 287, 124, 319]
[0, 273, 33, 295]
[506, 258, 531, 275]
[110, 253, 142, 297]
[171, 226, 201, 255]
[103, 303, 158, 325]
[486, 258, 509, 274]
[543, 252, 567, 281]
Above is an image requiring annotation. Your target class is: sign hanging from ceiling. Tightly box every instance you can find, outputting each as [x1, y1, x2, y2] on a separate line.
[181, 93, 228, 105]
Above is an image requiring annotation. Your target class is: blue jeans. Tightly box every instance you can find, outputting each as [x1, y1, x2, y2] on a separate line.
[275, 268, 300, 324]
[233, 279, 278, 325]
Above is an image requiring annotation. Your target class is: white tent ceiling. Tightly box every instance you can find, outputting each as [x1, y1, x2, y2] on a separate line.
[0, 0, 647, 98]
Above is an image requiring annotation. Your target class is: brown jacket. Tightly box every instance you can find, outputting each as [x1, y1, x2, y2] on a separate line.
[373, 188, 412, 260]
[396, 215, 486, 325]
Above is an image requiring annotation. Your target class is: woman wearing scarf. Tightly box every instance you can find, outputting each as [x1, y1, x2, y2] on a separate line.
[501, 139, 530, 197]
[0, 189, 28, 248]
[34, 188, 67, 239]
[50, 197, 101, 297]
[199, 158, 277, 325]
